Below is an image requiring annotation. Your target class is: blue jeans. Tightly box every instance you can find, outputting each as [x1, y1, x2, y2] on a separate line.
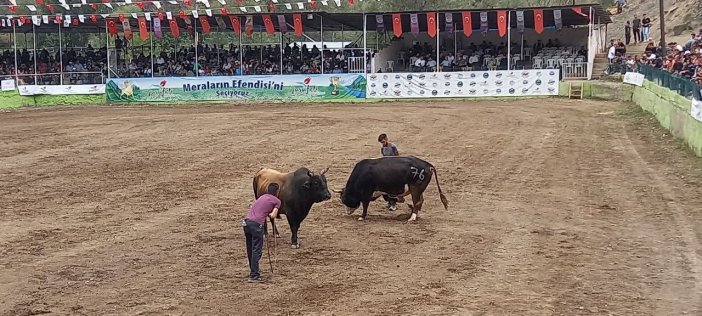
[642, 27, 650, 41]
[243, 219, 264, 279]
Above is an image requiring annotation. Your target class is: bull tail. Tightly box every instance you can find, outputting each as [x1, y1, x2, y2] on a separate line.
[430, 165, 449, 210]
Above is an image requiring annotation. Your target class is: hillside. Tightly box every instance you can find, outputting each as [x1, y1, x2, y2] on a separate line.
[609, 0, 701, 44]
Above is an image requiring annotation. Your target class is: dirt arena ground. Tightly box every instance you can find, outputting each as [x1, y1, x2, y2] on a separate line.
[1, 99, 701, 316]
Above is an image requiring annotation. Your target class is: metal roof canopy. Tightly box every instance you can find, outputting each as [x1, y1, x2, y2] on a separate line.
[3, 3, 610, 34]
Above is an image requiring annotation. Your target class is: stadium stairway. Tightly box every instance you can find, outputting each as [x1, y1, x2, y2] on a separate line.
[591, 42, 647, 79]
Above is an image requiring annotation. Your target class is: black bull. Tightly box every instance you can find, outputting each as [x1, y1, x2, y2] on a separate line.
[334, 156, 449, 221]
[253, 167, 331, 249]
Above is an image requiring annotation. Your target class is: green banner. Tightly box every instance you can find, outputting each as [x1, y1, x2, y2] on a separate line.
[106, 74, 367, 102]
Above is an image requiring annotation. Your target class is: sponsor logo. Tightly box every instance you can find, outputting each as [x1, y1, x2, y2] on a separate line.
[395, 74, 401, 79]
[496, 72, 503, 78]
[535, 79, 542, 85]
[536, 71, 542, 77]
[470, 73, 477, 78]
[457, 73, 464, 79]
[457, 81, 463, 87]
[482, 73, 489, 79]
[469, 81, 476, 86]
[495, 80, 503, 86]
[382, 82, 389, 88]
[522, 80, 529, 85]
[370, 74, 377, 80]
[483, 89, 489, 94]
[549, 71, 555, 76]
[444, 82, 451, 87]
[383, 75, 389, 80]
[419, 74, 426, 80]
[432, 90, 438, 96]
[469, 89, 477, 95]
[420, 90, 426, 95]
[370, 91, 377, 96]
[432, 82, 438, 88]
[371, 83, 376, 88]
[496, 88, 502, 93]
[407, 74, 413, 80]
[522, 87, 529, 93]
[510, 80, 516, 85]
[509, 88, 516, 94]
[394, 90, 402, 96]
[508, 72, 516, 77]
[431, 74, 438, 79]
[548, 87, 556, 92]
[444, 73, 452, 79]
[419, 82, 426, 87]
[394, 82, 402, 88]
[443, 90, 451, 95]
[522, 71, 530, 77]
[548, 79, 556, 85]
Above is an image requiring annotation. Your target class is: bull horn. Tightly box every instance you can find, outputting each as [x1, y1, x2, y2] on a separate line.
[320, 166, 330, 175]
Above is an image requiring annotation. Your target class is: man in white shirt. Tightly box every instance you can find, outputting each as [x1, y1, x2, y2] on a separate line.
[608, 44, 616, 63]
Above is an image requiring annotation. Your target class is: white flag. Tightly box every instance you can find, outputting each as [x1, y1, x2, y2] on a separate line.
[205, 9, 212, 17]
[217, 0, 226, 4]
[168, 1, 177, 4]
[32, 15, 41, 26]
[104, 3, 113, 9]
[101, 14, 109, 18]
[81, 0, 86, 4]
[334, 0, 341, 6]
[27, 5, 37, 12]
[131, 13, 138, 19]
[297, 2, 304, 9]
[254, 6, 261, 12]
[191, 10, 198, 18]
[285, 3, 292, 9]
[166, 11, 173, 20]
[125, 0, 132, 3]
[42, 15, 49, 24]
[240, 7, 247, 12]
[64, 16, 70, 27]
[321, 0, 328, 5]
[78, 15, 85, 23]
[153, 1, 161, 9]
[145, 12, 151, 21]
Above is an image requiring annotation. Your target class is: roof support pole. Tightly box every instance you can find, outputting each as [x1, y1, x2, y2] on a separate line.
[33, 19, 38, 85]
[320, 14, 324, 74]
[106, 19, 111, 79]
[507, 11, 512, 70]
[58, 20, 63, 85]
[12, 20, 18, 85]
[436, 12, 440, 72]
[150, 19, 154, 78]
[363, 13, 367, 75]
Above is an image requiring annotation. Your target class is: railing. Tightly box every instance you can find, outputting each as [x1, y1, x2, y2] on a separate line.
[15, 72, 105, 86]
[348, 56, 364, 73]
[561, 62, 588, 80]
[638, 64, 702, 100]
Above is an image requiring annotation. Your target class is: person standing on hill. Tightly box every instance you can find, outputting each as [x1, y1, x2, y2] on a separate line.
[642, 14, 652, 42]
[632, 16, 641, 44]
[625, 21, 632, 45]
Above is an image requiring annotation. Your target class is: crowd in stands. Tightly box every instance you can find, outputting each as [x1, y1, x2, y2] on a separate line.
[0, 39, 366, 84]
[398, 39, 586, 73]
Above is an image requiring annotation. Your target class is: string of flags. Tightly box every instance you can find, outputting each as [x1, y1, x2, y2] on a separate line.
[0, 0, 358, 13]
[0, 5, 591, 41]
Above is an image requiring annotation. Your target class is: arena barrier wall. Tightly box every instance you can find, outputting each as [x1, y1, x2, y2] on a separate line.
[631, 80, 702, 157]
[105, 74, 367, 102]
[366, 70, 560, 99]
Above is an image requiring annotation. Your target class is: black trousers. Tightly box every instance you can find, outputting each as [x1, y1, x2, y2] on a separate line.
[633, 28, 641, 43]
[243, 219, 264, 279]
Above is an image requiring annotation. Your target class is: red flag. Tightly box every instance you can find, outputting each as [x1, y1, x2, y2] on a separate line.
[220, 8, 228, 15]
[72, 18, 79, 26]
[169, 19, 180, 37]
[179, 10, 185, 20]
[89, 3, 98, 10]
[184, 0, 192, 7]
[37, 0, 44, 5]
[461, 12, 472, 37]
[391, 13, 402, 37]
[309, 1, 317, 8]
[229, 15, 241, 34]
[497, 10, 507, 37]
[347, 0, 354, 4]
[54, 14, 62, 24]
[199, 16, 211, 33]
[426, 12, 437, 38]
[572, 6, 590, 21]
[135, 2, 144, 9]
[158, 12, 164, 20]
[108, 19, 118, 36]
[293, 13, 302, 36]
[268, 3, 275, 11]
[46, 4, 54, 12]
[262, 14, 274, 34]
[90, 15, 97, 22]
[8, 6, 16, 12]
[138, 17, 148, 40]
[534, 9, 544, 34]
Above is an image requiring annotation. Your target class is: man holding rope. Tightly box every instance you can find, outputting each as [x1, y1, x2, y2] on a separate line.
[242, 183, 280, 283]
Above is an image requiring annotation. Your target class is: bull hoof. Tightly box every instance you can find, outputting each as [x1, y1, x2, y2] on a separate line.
[407, 213, 418, 222]
[291, 243, 300, 249]
[347, 208, 355, 215]
[357, 217, 365, 221]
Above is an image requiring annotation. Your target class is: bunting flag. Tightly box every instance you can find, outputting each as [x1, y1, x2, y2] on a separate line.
[277, 15, 287, 33]
[534, 9, 544, 34]
[169, 18, 179, 36]
[43, 15, 49, 24]
[37, 0, 44, 5]
[215, 16, 226, 30]
[293, 13, 302, 36]
[409, 14, 418, 36]
[572, 6, 590, 21]
[391, 13, 401, 37]
[244, 15, 253, 36]
[262, 14, 274, 34]
[553, 9, 562, 30]
[375, 14, 384, 33]
[479, 11, 488, 35]
[497, 10, 507, 37]
[199, 15, 211, 33]
[427, 12, 436, 38]
[229, 15, 241, 34]
[123, 19, 133, 40]
[153, 16, 163, 38]
[516, 10, 524, 33]
[32, 15, 40, 26]
[108, 19, 117, 36]
[445, 12, 453, 33]
[347, 0, 354, 4]
[138, 16, 148, 40]
[461, 11, 471, 37]
[334, 0, 340, 6]
[90, 15, 97, 22]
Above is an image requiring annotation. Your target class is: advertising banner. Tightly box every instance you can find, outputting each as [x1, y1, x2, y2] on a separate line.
[692, 97, 702, 123]
[106, 74, 367, 102]
[18, 84, 105, 95]
[366, 70, 560, 99]
[623, 72, 645, 86]
[1, 79, 15, 91]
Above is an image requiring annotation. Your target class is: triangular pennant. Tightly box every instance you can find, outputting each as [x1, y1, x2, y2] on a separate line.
[297, 2, 304, 9]
[166, 12, 173, 20]
[254, 6, 261, 12]
[206, 9, 212, 17]
[78, 15, 85, 23]
[153, 1, 161, 9]
[32, 15, 40, 26]
[334, 0, 340, 6]
[191, 10, 198, 18]
[145, 12, 151, 21]
[27, 5, 37, 12]
[285, 3, 292, 9]
[42, 15, 49, 24]
[391, 13, 402, 37]
[169, 19, 180, 36]
[131, 13, 138, 19]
